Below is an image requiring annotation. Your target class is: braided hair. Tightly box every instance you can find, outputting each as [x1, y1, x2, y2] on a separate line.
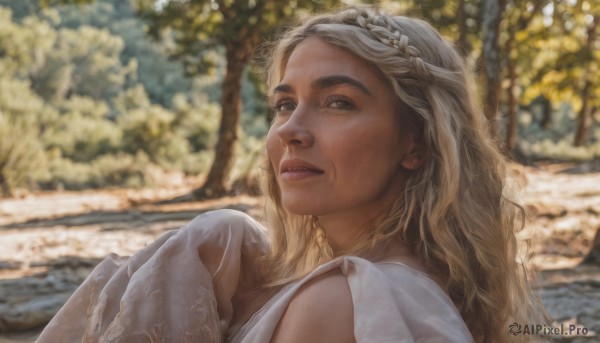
[348, 9, 433, 81]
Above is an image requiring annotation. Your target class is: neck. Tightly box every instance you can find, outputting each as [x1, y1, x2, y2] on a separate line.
[318, 211, 417, 263]
[317, 213, 370, 255]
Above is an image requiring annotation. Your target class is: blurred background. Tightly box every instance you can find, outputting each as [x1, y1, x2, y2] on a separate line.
[0, 0, 598, 342]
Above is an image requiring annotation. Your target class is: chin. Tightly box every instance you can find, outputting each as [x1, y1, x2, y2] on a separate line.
[281, 197, 327, 217]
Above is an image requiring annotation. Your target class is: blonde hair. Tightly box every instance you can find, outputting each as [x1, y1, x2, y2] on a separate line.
[258, 6, 546, 342]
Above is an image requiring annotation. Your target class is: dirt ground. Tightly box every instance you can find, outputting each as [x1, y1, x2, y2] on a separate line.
[1, 163, 600, 342]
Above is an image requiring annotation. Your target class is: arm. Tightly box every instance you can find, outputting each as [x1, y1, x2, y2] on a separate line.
[271, 269, 356, 343]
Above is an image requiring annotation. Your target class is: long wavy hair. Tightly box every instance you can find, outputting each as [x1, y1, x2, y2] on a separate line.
[257, 6, 545, 342]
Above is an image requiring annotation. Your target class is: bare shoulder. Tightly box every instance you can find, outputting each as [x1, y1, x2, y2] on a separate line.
[271, 268, 356, 343]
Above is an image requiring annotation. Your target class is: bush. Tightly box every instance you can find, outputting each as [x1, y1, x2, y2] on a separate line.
[118, 105, 190, 169]
[181, 151, 213, 176]
[230, 135, 266, 195]
[42, 96, 123, 162]
[518, 139, 600, 162]
[0, 112, 45, 195]
[0, 66, 47, 196]
[91, 152, 149, 188]
[514, 102, 600, 162]
[172, 93, 219, 152]
[39, 152, 151, 190]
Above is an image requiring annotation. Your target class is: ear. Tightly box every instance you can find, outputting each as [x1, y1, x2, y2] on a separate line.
[400, 133, 425, 170]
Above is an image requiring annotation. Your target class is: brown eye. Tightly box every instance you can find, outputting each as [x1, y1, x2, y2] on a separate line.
[326, 96, 355, 111]
[273, 100, 296, 114]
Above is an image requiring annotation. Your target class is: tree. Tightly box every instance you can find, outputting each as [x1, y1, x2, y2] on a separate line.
[140, 0, 341, 199]
[482, 0, 505, 136]
[522, 0, 600, 148]
[52, 0, 196, 109]
[379, 0, 483, 60]
[501, 0, 548, 153]
[574, 13, 598, 147]
[0, 1, 214, 194]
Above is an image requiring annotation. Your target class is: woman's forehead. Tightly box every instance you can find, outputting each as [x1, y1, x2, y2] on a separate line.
[276, 37, 386, 94]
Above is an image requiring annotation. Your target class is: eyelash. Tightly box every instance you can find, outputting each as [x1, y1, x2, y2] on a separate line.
[271, 99, 296, 115]
[271, 95, 356, 115]
[325, 95, 355, 111]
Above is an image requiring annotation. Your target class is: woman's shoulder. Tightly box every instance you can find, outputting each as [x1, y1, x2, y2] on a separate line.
[271, 268, 355, 343]
[234, 256, 474, 342]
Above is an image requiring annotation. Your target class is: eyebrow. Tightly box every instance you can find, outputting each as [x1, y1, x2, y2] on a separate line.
[273, 75, 372, 96]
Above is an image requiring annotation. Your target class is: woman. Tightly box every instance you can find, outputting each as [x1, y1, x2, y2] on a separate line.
[37, 6, 543, 343]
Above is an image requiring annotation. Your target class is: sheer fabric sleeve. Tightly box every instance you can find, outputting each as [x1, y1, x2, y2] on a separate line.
[232, 256, 474, 343]
[344, 258, 474, 342]
[36, 209, 269, 343]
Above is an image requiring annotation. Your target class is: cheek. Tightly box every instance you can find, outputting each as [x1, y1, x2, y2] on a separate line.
[266, 128, 282, 171]
[343, 123, 397, 157]
[333, 126, 402, 180]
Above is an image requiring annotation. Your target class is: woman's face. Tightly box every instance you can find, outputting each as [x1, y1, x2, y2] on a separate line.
[266, 36, 421, 221]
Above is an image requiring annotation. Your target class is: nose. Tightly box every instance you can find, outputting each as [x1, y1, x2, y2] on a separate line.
[276, 105, 314, 148]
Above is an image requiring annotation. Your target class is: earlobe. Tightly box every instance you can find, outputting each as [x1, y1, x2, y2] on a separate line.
[401, 133, 425, 170]
[401, 154, 423, 170]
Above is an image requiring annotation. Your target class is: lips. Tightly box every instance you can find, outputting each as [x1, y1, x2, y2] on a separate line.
[279, 158, 324, 181]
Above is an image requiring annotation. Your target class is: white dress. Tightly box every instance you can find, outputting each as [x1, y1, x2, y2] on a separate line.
[36, 209, 474, 342]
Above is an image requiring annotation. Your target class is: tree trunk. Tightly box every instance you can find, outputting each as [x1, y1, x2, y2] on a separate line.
[574, 15, 597, 147]
[503, 0, 546, 145]
[194, 42, 248, 198]
[482, 0, 505, 137]
[0, 170, 8, 197]
[505, 36, 518, 154]
[540, 97, 552, 129]
[456, 0, 471, 57]
[574, 80, 592, 147]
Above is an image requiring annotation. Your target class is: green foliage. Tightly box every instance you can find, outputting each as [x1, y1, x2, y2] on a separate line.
[173, 94, 220, 152]
[53, 27, 132, 100]
[230, 134, 265, 194]
[242, 66, 269, 137]
[521, 0, 599, 111]
[40, 152, 150, 190]
[0, 0, 597, 196]
[53, 0, 194, 108]
[0, 1, 224, 195]
[518, 135, 600, 161]
[42, 96, 123, 162]
[140, 0, 345, 79]
[0, 0, 40, 20]
[0, 113, 45, 195]
[40, 0, 95, 8]
[118, 105, 191, 168]
[113, 84, 151, 113]
[90, 152, 149, 188]
[0, 61, 48, 195]
[514, 103, 600, 161]
[181, 151, 214, 176]
[380, 0, 482, 59]
[140, 0, 348, 197]
[115, 92, 219, 171]
[0, 8, 56, 77]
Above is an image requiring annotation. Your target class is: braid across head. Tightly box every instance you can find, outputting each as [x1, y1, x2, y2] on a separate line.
[343, 8, 433, 81]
